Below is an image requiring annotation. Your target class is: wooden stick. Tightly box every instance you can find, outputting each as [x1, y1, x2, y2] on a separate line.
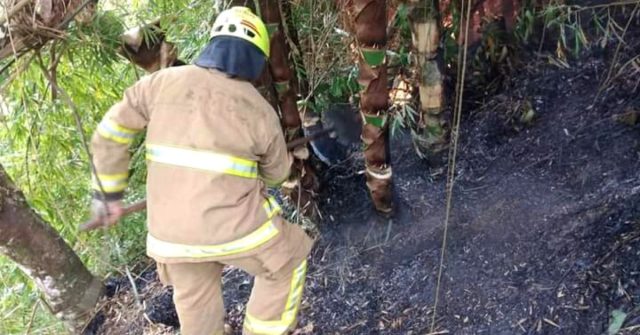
[79, 200, 147, 232]
[285, 127, 334, 149]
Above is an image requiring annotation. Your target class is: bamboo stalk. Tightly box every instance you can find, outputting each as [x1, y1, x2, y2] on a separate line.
[260, 0, 319, 216]
[408, 0, 447, 158]
[348, 0, 393, 213]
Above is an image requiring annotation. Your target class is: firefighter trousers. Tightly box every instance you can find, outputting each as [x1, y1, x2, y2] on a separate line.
[156, 222, 313, 335]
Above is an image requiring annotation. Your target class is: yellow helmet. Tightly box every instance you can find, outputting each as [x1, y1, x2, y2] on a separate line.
[210, 6, 270, 57]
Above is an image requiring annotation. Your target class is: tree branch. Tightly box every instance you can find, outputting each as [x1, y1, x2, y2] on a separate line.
[0, 0, 32, 26]
[0, 0, 96, 70]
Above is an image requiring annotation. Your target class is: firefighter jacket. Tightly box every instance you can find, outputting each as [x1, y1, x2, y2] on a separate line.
[90, 65, 293, 264]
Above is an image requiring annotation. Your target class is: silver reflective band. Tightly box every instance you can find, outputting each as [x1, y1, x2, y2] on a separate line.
[146, 144, 258, 178]
[263, 196, 281, 219]
[244, 314, 290, 335]
[244, 260, 308, 335]
[97, 119, 137, 144]
[92, 173, 128, 193]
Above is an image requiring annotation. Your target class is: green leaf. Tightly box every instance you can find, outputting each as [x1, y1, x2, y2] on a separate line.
[608, 309, 627, 335]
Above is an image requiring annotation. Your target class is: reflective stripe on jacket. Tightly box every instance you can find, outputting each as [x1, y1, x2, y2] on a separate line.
[147, 197, 281, 259]
[90, 66, 291, 262]
[146, 144, 259, 179]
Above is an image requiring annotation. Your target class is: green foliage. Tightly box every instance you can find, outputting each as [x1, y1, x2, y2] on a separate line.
[390, 103, 418, 139]
[289, 0, 356, 113]
[0, 1, 217, 333]
[608, 309, 628, 335]
[313, 66, 360, 110]
[393, 3, 413, 43]
[75, 10, 126, 56]
[539, 3, 590, 57]
[513, 1, 636, 59]
[515, 7, 537, 43]
[0, 38, 141, 335]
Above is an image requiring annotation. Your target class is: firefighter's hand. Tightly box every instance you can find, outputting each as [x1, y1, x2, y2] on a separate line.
[91, 199, 124, 227]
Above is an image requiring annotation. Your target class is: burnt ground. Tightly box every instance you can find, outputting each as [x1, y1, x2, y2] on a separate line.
[86, 35, 640, 335]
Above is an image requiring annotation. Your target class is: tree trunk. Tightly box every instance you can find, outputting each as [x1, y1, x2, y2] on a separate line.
[438, 0, 521, 46]
[260, 0, 319, 216]
[347, 0, 393, 213]
[279, 0, 309, 99]
[408, 0, 447, 157]
[231, 2, 280, 113]
[279, 0, 326, 158]
[119, 20, 184, 73]
[0, 165, 102, 333]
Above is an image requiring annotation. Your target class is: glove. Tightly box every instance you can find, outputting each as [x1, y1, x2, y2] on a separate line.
[90, 199, 124, 228]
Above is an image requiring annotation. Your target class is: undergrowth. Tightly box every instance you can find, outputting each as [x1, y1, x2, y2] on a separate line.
[0, 1, 212, 333]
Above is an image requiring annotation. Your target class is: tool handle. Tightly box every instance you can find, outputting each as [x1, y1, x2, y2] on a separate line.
[79, 200, 148, 232]
[80, 131, 332, 232]
[285, 127, 335, 150]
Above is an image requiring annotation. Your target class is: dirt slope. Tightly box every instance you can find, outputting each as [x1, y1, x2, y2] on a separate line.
[86, 40, 640, 335]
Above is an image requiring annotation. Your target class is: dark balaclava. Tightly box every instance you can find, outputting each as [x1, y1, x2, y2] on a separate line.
[194, 36, 267, 82]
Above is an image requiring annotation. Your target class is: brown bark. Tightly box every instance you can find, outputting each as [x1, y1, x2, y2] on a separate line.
[279, 0, 324, 154]
[347, 0, 393, 213]
[255, 64, 280, 108]
[260, 0, 319, 216]
[280, 0, 308, 98]
[0, 165, 102, 333]
[119, 20, 184, 73]
[439, 0, 521, 46]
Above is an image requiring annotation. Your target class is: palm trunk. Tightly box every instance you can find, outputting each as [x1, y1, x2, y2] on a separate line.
[0, 165, 102, 333]
[260, 0, 319, 216]
[408, 0, 447, 157]
[347, 0, 393, 213]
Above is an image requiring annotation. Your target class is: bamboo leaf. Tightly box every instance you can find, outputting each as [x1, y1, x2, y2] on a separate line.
[608, 309, 627, 335]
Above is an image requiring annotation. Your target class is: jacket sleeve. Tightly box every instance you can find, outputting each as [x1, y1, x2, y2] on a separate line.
[258, 107, 290, 187]
[90, 78, 150, 201]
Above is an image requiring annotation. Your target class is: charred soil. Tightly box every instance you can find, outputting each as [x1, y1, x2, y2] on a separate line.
[86, 30, 640, 335]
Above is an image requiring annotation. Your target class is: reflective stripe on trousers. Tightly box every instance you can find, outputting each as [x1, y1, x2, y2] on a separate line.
[243, 260, 308, 335]
[147, 197, 282, 259]
[91, 172, 128, 193]
[146, 144, 258, 178]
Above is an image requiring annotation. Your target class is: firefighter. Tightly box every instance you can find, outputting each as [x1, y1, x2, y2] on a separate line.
[89, 7, 314, 335]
